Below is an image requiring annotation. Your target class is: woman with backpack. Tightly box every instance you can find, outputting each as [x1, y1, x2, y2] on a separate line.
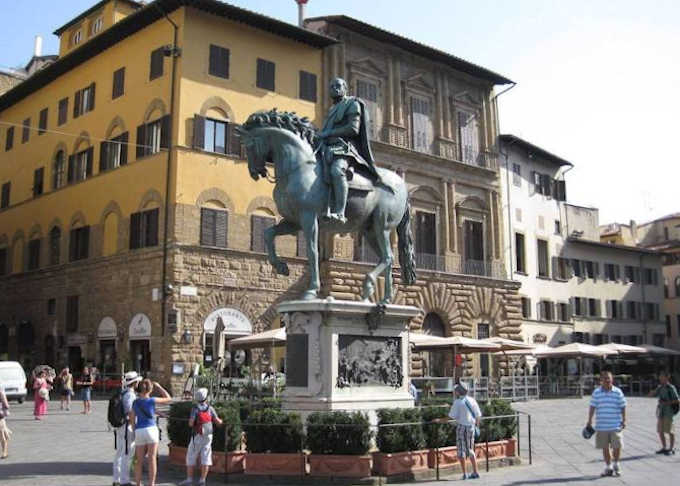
[129, 379, 171, 486]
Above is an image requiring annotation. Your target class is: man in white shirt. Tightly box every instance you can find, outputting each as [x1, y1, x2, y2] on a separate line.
[113, 371, 141, 486]
[449, 382, 482, 480]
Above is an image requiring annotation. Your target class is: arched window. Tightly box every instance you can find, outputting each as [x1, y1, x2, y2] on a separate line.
[53, 150, 65, 189]
[49, 227, 61, 265]
[422, 312, 446, 377]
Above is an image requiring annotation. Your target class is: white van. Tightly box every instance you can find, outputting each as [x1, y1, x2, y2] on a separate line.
[0, 361, 27, 403]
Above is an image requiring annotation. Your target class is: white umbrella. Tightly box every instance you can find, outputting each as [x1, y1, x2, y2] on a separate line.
[482, 337, 535, 352]
[409, 332, 459, 350]
[534, 343, 614, 358]
[228, 327, 287, 350]
[497, 344, 552, 356]
[410, 334, 500, 380]
[639, 344, 680, 356]
[597, 343, 648, 355]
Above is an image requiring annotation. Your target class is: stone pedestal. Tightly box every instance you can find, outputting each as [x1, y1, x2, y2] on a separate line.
[278, 298, 420, 423]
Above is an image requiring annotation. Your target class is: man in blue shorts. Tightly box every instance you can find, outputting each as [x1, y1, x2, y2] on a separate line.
[587, 370, 626, 477]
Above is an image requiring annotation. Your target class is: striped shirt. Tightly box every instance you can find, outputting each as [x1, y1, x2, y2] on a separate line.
[590, 386, 626, 431]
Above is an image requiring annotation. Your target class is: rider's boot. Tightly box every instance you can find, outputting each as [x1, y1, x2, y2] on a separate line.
[330, 174, 348, 224]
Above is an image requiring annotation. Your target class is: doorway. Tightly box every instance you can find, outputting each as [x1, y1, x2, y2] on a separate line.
[99, 340, 117, 374]
[130, 340, 150, 374]
[68, 346, 83, 373]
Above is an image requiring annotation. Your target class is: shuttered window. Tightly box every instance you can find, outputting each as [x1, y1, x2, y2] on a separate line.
[69, 226, 90, 261]
[100, 132, 128, 172]
[49, 227, 61, 266]
[200, 208, 228, 248]
[67, 147, 94, 183]
[58, 98, 68, 125]
[299, 71, 317, 102]
[53, 150, 66, 189]
[73, 83, 95, 118]
[66, 296, 79, 332]
[412, 97, 433, 153]
[129, 208, 159, 249]
[209, 44, 230, 79]
[0, 248, 7, 276]
[136, 115, 170, 159]
[251, 215, 275, 252]
[39, 108, 48, 135]
[193, 114, 242, 157]
[521, 297, 531, 318]
[27, 239, 41, 270]
[5, 126, 13, 151]
[256, 58, 275, 91]
[112, 67, 125, 99]
[22, 118, 30, 143]
[33, 167, 44, 197]
[150, 47, 164, 80]
[458, 110, 479, 164]
[1, 182, 10, 208]
[515, 233, 525, 273]
[537, 239, 549, 277]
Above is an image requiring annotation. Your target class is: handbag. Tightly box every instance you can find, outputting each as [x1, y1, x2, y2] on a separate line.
[464, 398, 481, 439]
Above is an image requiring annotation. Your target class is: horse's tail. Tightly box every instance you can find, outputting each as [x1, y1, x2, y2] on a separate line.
[397, 198, 417, 286]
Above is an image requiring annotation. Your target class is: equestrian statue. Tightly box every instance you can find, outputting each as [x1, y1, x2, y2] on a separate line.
[237, 77, 416, 303]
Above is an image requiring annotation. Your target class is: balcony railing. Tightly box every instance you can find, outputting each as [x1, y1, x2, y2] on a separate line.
[415, 252, 447, 272]
[415, 253, 507, 279]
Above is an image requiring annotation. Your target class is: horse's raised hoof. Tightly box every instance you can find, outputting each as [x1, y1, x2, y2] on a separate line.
[302, 290, 318, 300]
[274, 261, 289, 276]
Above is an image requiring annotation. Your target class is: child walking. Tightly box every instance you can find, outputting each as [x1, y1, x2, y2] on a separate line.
[180, 388, 223, 486]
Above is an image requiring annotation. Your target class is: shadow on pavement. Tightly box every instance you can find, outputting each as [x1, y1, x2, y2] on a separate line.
[503, 476, 603, 485]
[0, 461, 111, 479]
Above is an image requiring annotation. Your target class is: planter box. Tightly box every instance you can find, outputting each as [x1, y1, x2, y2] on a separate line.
[475, 438, 517, 460]
[308, 454, 372, 478]
[244, 453, 306, 476]
[427, 445, 458, 469]
[168, 444, 245, 473]
[372, 449, 429, 476]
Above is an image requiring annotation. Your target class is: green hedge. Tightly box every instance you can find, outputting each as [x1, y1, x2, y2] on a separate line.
[306, 411, 372, 455]
[376, 408, 426, 453]
[479, 399, 516, 442]
[420, 406, 456, 448]
[243, 408, 304, 453]
[166, 400, 242, 452]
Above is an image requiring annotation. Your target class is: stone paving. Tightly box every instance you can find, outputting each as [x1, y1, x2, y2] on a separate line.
[0, 396, 677, 485]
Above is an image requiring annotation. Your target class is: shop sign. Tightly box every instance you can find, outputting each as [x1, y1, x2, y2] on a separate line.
[129, 313, 152, 339]
[203, 308, 252, 336]
[97, 317, 117, 338]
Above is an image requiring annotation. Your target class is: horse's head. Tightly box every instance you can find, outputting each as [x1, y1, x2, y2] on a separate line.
[236, 125, 269, 181]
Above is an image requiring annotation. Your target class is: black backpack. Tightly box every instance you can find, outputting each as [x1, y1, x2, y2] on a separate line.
[108, 389, 128, 428]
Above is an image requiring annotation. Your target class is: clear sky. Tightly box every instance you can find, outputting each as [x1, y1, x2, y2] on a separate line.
[1, 0, 678, 226]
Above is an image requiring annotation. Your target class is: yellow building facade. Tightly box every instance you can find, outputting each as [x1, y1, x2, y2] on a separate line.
[0, 0, 332, 391]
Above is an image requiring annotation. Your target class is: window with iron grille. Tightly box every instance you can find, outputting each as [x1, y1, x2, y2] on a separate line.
[209, 44, 230, 79]
[69, 226, 90, 261]
[299, 71, 317, 102]
[200, 208, 228, 248]
[27, 239, 40, 270]
[477, 323, 490, 339]
[150, 47, 164, 80]
[129, 208, 159, 249]
[256, 58, 275, 91]
[66, 296, 79, 332]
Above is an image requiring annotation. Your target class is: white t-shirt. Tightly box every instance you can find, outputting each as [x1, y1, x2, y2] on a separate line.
[449, 396, 482, 427]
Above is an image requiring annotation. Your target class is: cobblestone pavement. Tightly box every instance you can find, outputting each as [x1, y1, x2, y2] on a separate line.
[0, 397, 677, 485]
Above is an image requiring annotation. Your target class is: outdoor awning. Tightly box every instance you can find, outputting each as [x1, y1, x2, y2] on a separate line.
[408, 332, 453, 349]
[410, 334, 501, 353]
[228, 328, 286, 350]
[534, 343, 614, 358]
[481, 337, 535, 352]
[639, 344, 680, 356]
[497, 344, 551, 356]
[597, 343, 648, 355]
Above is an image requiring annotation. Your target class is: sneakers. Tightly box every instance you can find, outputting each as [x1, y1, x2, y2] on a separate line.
[461, 473, 468, 480]
[600, 467, 613, 477]
[179, 480, 193, 486]
[655, 448, 668, 454]
[197, 481, 206, 486]
[612, 463, 621, 477]
[663, 448, 675, 456]
[468, 472, 480, 479]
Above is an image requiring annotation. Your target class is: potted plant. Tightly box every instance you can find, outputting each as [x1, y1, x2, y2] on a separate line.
[476, 399, 517, 459]
[373, 408, 428, 477]
[420, 404, 459, 469]
[167, 401, 194, 467]
[243, 408, 305, 476]
[306, 411, 373, 477]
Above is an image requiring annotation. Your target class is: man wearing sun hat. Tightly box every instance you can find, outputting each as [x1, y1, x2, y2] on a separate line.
[112, 371, 142, 486]
[180, 388, 223, 486]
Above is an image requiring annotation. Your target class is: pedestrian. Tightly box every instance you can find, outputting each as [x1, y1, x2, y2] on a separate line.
[408, 379, 419, 404]
[0, 386, 11, 459]
[648, 370, 679, 455]
[130, 379, 172, 486]
[586, 370, 626, 477]
[449, 382, 482, 480]
[180, 388, 223, 486]
[32, 370, 52, 420]
[59, 367, 74, 411]
[77, 366, 94, 414]
[112, 371, 142, 486]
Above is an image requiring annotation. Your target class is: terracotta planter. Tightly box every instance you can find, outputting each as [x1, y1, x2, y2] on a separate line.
[474, 438, 517, 460]
[308, 454, 372, 478]
[168, 444, 187, 467]
[168, 445, 245, 473]
[244, 453, 306, 476]
[427, 445, 458, 469]
[372, 449, 429, 476]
